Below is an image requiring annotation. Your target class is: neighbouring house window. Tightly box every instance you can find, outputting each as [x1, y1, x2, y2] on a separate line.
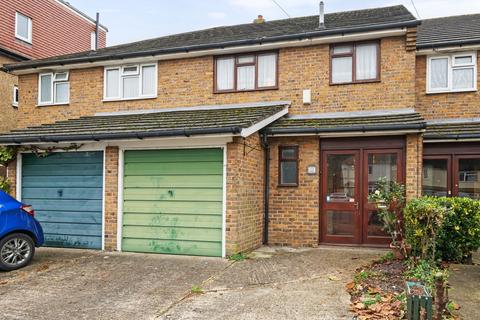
[279, 146, 298, 186]
[15, 12, 32, 43]
[12, 86, 19, 107]
[427, 52, 477, 93]
[38, 72, 70, 105]
[214, 52, 278, 92]
[104, 63, 157, 100]
[330, 42, 379, 84]
[91, 32, 96, 50]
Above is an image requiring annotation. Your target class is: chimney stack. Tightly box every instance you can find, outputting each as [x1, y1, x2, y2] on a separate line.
[318, 1, 325, 29]
[254, 15, 265, 24]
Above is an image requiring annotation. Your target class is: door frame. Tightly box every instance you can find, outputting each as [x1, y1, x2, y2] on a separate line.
[116, 144, 228, 258]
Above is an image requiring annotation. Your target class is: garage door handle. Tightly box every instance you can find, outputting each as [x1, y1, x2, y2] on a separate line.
[57, 190, 63, 197]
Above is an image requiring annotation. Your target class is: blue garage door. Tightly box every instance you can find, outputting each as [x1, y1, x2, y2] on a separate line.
[22, 152, 103, 249]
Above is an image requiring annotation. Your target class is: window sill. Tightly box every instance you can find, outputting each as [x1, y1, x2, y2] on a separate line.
[277, 184, 298, 188]
[426, 89, 477, 95]
[15, 36, 32, 45]
[37, 102, 69, 107]
[329, 79, 381, 86]
[103, 96, 158, 102]
[214, 87, 279, 94]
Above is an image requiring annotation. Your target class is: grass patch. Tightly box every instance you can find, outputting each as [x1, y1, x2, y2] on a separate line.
[379, 251, 395, 263]
[228, 252, 248, 261]
[191, 285, 203, 294]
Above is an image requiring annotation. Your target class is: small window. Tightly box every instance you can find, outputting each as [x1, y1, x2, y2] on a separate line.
[214, 52, 278, 92]
[427, 52, 477, 93]
[279, 146, 298, 186]
[330, 42, 379, 84]
[38, 72, 69, 105]
[15, 12, 32, 43]
[12, 86, 19, 107]
[104, 63, 157, 100]
[91, 32, 96, 50]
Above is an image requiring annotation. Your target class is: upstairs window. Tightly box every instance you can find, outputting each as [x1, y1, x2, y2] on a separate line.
[104, 63, 157, 100]
[15, 12, 32, 43]
[427, 53, 477, 93]
[279, 146, 298, 186]
[38, 72, 69, 105]
[13, 86, 19, 107]
[215, 52, 278, 92]
[330, 42, 379, 84]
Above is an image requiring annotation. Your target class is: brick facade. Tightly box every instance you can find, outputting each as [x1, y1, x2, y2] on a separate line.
[405, 134, 423, 200]
[103, 146, 119, 251]
[0, 55, 18, 134]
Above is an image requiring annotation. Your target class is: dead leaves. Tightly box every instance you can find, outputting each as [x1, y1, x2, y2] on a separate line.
[350, 293, 403, 320]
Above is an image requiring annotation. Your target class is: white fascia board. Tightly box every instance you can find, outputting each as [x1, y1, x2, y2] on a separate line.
[424, 138, 480, 143]
[417, 45, 480, 55]
[240, 106, 289, 138]
[12, 28, 406, 75]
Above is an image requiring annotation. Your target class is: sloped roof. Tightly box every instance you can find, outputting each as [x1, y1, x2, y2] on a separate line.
[0, 103, 288, 144]
[425, 120, 480, 141]
[417, 14, 480, 49]
[3, 5, 417, 71]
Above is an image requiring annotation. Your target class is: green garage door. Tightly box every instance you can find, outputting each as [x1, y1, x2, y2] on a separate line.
[22, 152, 103, 249]
[122, 149, 224, 257]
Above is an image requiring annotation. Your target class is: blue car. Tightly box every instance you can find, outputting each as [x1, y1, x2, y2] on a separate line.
[0, 191, 44, 271]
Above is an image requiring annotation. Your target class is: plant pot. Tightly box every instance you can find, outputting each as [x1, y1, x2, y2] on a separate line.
[390, 243, 405, 260]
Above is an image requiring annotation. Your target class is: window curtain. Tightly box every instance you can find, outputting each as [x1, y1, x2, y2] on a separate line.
[216, 58, 234, 90]
[356, 44, 377, 80]
[430, 58, 448, 89]
[40, 74, 52, 103]
[237, 65, 255, 90]
[332, 57, 352, 83]
[453, 68, 474, 89]
[258, 54, 277, 87]
[106, 69, 120, 98]
[142, 65, 156, 95]
[123, 76, 139, 98]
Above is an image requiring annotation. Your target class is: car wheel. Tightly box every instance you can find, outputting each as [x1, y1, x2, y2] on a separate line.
[0, 233, 35, 271]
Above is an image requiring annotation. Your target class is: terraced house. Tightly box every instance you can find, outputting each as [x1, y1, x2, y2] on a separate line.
[0, 4, 479, 257]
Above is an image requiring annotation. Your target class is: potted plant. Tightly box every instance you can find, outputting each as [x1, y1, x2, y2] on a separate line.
[369, 177, 408, 259]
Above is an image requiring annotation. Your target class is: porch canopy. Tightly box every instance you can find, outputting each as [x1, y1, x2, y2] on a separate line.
[0, 102, 289, 145]
[266, 108, 426, 136]
[424, 119, 480, 142]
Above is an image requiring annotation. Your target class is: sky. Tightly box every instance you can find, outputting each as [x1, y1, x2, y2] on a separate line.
[67, 0, 480, 46]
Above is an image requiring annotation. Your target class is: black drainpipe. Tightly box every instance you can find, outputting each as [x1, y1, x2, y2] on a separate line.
[261, 131, 270, 245]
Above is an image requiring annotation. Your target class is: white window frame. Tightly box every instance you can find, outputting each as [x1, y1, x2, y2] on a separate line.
[12, 86, 19, 107]
[103, 63, 158, 101]
[427, 52, 477, 94]
[15, 12, 32, 43]
[38, 72, 70, 106]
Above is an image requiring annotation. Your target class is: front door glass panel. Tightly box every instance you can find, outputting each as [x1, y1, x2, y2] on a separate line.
[423, 159, 449, 197]
[458, 158, 480, 199]
[326, 210, 354, 236]
[326, 154, 356, 203]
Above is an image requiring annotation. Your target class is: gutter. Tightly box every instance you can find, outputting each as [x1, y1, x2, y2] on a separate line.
[417, 38, 480, 50]
[266, 123, 427, 135]
[3, 19, 420, 72]
[260, 131, 270, 245]
[424, 134, 480, 141]
[0, 126, 242, 145]
[0, 47, 30, 62]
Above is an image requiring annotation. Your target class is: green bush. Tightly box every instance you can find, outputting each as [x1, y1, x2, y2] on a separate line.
[0, 177, 10, 193]
[435, 197, 480, 263]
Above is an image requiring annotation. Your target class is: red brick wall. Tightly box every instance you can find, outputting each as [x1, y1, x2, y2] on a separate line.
[0, 0, 106, 59]
[103, 146, 118, 251]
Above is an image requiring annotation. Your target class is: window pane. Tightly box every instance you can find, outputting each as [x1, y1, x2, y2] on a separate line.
[123, 66, 139, 75]
[453, 68, 474, 90]
[326, 154, 355, 202]
[54, 72, 68, 81]
[367, 153, 397, 197]
[16, 13, 30, 40]
[40, 74, 52, 103]
[430, 58, 448, 89]
[333, 45, 352, 54]
[280, 161, 297, 184]
[458, 158, 480, 199]
[454, 56, 473, 65]
[142, 65, 156, 95]
[258, 54, 277, 87]
[216, 58, 234, 90]
[331, 56, 352, 83]
[54, 82, 69, 104]
[237, 65, 255, 90]
[423, 159, 448, 197]
[281, 148, 296, 159]
[237, 55, 254, 64]
[327, 210, 354, 236]
[356, 44, 377, 80]
[123, 76, 139, 98]
[105, 69, 119, 98]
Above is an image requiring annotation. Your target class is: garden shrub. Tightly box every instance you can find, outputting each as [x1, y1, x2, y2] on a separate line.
[0, 177, 11, 193]
[435, 197, 480, 263]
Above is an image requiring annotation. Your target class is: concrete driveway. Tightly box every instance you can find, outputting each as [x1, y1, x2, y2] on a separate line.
[0, 246, 381, 320]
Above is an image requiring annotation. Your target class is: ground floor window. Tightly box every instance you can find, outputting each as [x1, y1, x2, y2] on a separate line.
[423, 147, 480, 200]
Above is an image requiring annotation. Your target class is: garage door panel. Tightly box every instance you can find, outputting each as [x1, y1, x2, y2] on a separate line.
[22, 176, 103, 188]
[122, 213, 222, 228]
[122, 238, 222, 257]
[124, 175, 222, 188]
[123, 188, 222, 201]
[45, 234, 102, 249]
[22, 152, 103, 250]
[124, 149, 223, 163]
[22, 187, 103, 200]
[122, 148, 223, 257]
[123, 200, 222, 215]
[124, 162, 223, 175]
